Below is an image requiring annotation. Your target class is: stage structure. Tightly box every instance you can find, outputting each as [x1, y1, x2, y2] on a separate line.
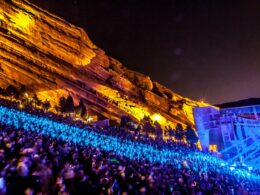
[193, 104, 260, 168]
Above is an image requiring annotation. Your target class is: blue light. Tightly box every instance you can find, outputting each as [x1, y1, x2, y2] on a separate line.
[0, 105, 259, 184]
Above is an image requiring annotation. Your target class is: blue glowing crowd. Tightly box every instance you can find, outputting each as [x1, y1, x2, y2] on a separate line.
[0, 98, 259, 194]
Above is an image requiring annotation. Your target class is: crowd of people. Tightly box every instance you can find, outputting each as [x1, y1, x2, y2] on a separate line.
[0, 98, 260, 194]
[0, 98, 193, 151]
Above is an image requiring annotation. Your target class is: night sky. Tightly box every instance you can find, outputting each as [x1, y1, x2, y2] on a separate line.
[30, 0, 260, 104]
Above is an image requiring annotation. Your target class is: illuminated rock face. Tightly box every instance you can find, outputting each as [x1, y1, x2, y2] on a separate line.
[0, 0, 210, 128]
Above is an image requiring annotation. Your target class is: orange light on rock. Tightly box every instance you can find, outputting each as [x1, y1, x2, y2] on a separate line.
[19, 103, 24, 109]
[87, 117, 93, 122]
[209, 144, 217, 152]
[0, 8, 4, 20]
[11, 11, 34, 30]
[95, 85, 149, 121]
[151, 113, 166, 125]
[152, 114, 161, 121]
[197, 141, 202, 150]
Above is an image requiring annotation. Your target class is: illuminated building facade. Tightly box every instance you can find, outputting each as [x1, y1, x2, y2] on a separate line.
[193, 103, 260, 168]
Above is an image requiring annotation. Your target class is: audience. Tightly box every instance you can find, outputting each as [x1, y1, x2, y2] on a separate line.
[0, 98, 259, 195]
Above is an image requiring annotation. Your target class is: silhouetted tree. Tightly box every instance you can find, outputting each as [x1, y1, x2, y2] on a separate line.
[120, 116, 132, 128]
[13, 85, 27, 99]
[5, 85, 18, 97]
[168, 127, 175, 137]
[154, 121, 163, 138]
[75, 99, 87, 117]
[20, 85, 26, 94]
[80, 103, 86, 117]
[185, 125, 199, 146]
[59, 96, 67, 113]
[32, 94, 42, 106]
[0, 87, 4, 95]
[64, 95, 74, 113]
[141, 116, 155, 134]
[175, 123, 184, 140]
[42, 100, 51, 111]
[54, 105, 60, 113]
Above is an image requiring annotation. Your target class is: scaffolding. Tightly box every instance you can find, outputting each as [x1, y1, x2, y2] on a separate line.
[219, 114, 260, 168]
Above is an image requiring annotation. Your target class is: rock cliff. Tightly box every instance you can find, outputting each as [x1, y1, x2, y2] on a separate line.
[0, 0, 210, 128]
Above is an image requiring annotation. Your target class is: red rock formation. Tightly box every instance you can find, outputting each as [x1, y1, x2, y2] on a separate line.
[0, 0, 211, 128]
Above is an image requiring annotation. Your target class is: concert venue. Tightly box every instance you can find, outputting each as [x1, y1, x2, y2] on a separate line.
[0, 0, 259, 194]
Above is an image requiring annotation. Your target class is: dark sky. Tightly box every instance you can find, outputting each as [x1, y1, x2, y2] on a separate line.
[30, 0, 260, 104]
